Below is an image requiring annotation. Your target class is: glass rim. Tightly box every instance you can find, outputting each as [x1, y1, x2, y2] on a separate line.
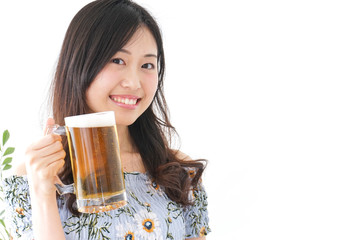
[64, 111, 115, 128]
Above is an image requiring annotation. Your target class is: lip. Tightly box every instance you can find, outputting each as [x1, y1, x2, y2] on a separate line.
[109, 95, 141, 110]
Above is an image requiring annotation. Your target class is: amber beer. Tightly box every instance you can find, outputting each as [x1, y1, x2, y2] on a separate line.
[65, 111, 126, 213]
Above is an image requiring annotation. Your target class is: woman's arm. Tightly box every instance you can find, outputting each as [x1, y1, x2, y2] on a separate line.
[29, 190, 65, 240]
[24, 118, 66, 240]
[176, 150, 210, 240]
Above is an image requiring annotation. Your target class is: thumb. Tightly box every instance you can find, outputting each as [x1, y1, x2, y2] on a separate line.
[43, 117, 56, 135]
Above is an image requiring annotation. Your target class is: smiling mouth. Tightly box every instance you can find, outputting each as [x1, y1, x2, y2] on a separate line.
[109, 96, 140, 106]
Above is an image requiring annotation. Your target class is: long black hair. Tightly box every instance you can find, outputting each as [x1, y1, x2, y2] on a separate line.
[51, 0, 206, 215]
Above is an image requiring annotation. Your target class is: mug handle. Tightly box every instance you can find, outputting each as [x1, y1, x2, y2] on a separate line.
[55, 182, 75, 195]
[45, 124, 74, 195]
[46, 124, 66, 136]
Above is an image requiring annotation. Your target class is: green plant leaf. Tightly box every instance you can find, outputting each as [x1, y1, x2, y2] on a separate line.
[2, 130, 10, 146]
[3, 164, 12, 171]
[2, 157, 12, 165]
[0, 219, 5, 228]
[3, 147, 15, 157]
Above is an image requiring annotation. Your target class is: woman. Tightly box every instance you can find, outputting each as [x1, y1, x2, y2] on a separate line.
[3, 0, 210, 239]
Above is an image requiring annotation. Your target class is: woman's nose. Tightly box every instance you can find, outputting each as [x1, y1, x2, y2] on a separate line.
[120, 68, 141, 90]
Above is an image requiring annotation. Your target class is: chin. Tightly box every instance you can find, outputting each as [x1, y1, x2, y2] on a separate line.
[114, 115, 138, 127]
[113, 110, 147, 127]
[115, 119, 136, 126]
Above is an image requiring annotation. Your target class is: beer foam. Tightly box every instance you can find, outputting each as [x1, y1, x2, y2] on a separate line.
[65, 111, 116, 128]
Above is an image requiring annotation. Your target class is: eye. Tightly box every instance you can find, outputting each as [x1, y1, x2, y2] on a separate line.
[112, 58, 125, 65]
[142, 63, 155, 69]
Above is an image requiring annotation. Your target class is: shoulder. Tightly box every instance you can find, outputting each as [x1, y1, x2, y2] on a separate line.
[14, 160, 27, 176]
[171, 149, 192, 161]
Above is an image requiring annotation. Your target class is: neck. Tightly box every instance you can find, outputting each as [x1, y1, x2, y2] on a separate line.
[116, 125, 136, 153]
[116, 124, 145, 173]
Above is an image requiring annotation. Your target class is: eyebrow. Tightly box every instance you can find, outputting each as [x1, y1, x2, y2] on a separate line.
[119, 49, 157, 58]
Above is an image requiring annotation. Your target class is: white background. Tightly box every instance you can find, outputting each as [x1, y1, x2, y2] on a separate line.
[1, 0, 360, 239]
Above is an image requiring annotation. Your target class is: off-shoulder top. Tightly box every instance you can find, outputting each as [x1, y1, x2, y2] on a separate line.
[2, 172, 210, 240]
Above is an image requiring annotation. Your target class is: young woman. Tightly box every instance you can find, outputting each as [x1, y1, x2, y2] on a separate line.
[3, 0, 210, 239]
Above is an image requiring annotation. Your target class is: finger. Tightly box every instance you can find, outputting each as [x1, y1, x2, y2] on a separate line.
[37, 159, 65, 181]
[30, 133, 62, 151]
[44, 150, 66, 168]
[54, 176, 63, 185]
[34, 138, 64, 159]
[47, 159, 65, 177]
[43, 117, 56, 135]
[28, 148, 66, 172]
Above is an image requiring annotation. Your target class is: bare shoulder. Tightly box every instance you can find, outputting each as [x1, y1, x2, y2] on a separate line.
[14, 160, 27, 176]
[171, 149, 192, 161]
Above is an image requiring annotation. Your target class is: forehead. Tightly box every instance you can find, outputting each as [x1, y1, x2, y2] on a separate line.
[121, 27, 157, 53]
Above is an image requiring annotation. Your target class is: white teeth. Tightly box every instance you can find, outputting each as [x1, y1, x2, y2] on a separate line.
[111, 97, 137, 105]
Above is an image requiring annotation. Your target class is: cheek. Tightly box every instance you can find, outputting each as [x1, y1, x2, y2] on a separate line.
[85, 85, 97, 111]
[144, 75, 159, 98]
[85, 73, 109, 109]
[87, 72, 113, 97]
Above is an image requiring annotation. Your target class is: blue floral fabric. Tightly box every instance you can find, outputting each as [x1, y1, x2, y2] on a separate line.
[2, 172, 210, 240]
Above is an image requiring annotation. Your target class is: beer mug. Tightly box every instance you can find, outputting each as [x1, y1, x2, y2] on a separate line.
[48, 111, 127, 213]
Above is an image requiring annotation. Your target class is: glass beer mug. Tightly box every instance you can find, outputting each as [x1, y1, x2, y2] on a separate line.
[48, 111, 127, 213]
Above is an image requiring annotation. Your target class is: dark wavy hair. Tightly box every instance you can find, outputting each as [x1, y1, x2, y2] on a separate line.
[50, 0, 206, 215]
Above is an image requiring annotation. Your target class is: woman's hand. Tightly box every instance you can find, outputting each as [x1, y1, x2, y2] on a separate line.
[24, 118, 67, 240]
[25, 118, 65, 197]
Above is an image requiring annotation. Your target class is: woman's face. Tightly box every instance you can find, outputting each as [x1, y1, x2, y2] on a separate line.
[86, 27, 159, 126]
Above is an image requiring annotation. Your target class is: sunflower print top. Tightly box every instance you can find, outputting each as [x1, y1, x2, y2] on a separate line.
[2, 171, 210, 240]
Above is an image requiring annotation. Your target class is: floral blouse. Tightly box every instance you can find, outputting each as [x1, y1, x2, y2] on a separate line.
[2, 172, 210, 240]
